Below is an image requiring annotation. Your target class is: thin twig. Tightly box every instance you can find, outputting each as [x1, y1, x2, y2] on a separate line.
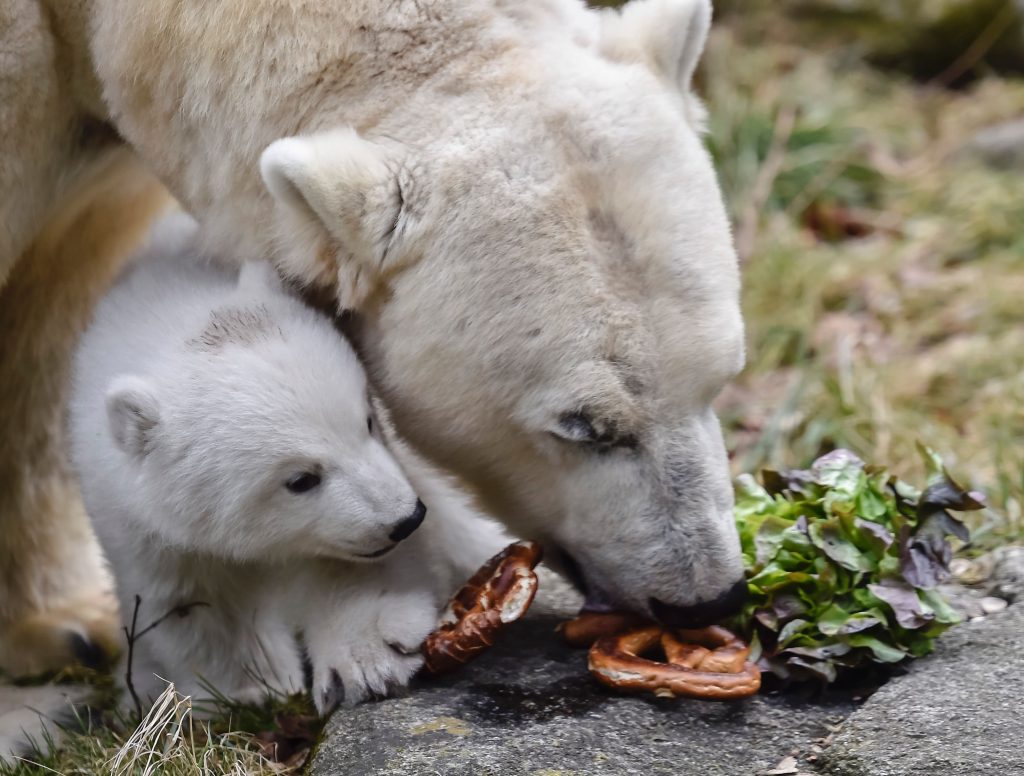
[123, 596, 143, 721]
[123, 595, 210, 720]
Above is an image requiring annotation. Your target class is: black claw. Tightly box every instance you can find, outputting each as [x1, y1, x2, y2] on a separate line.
[69, 632, 106, 668]
[320, 669, 345, 713]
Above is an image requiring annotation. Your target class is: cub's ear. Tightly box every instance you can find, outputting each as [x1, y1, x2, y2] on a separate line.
[106, 376, 161, 458]
[599, 0, 711, 96]
[260, 129, 400, 310]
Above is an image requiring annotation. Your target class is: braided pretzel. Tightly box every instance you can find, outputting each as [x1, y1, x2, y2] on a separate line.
[560, 611, 649, 648]
[422, 541, 542, 674]
[588, 624, 761, 700]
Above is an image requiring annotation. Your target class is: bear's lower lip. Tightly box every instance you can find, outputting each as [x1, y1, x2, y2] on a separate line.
[550, 545, 619, 613]
[357, 545, 395, 559]
[580, 588, 618, 614]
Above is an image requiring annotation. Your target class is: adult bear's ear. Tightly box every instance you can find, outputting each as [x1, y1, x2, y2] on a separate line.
[260, 128, 401, 310]
[598, 0, 711, 103]
[106, 376, 161, 458]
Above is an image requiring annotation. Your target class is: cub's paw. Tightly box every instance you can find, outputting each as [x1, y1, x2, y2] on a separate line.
[306, 587, 437, 714]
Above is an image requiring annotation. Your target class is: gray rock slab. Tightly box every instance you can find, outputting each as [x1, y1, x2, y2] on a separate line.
[819, 603, 1024, 776]
[312, 571, 855, 776]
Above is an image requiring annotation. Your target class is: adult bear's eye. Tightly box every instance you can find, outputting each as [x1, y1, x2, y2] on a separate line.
[286, 471, 321, 494]
[555, 411, 597, 443]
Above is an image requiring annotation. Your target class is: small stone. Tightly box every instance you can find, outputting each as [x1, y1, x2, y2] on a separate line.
[763, 755, 799, 775]
[950, 556, 993, 585]
[980, 596, 1008, 614]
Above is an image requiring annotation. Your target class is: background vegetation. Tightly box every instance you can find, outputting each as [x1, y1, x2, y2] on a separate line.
[702, 0, 1024, 547]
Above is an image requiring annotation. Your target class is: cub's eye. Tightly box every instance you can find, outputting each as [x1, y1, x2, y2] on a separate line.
[367, 416, 373, 434]
[285, 471, 321, 494]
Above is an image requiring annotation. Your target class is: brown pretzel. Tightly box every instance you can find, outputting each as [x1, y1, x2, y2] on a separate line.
[422, 541, 542, 674]
[560, 611, 649, 648]
[588, 625, 761, 700]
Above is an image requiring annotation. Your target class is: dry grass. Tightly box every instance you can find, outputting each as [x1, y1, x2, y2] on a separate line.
[0, 679, 308, 776]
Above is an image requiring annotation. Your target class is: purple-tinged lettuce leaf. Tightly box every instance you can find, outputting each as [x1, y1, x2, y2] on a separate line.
[868, 581, 931, 629]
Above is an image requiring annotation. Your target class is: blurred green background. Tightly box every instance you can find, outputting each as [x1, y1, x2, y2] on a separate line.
[598, 0, 1024, 545]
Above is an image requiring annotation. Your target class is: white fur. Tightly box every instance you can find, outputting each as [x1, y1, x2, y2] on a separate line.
[68, 213, 506, 711]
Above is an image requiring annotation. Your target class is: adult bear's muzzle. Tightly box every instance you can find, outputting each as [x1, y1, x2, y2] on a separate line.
[649, 579, 749, 629]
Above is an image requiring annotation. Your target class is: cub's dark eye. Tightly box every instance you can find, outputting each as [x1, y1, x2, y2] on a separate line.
[367, 416, 373, 434]
[285, 472, 321, 494]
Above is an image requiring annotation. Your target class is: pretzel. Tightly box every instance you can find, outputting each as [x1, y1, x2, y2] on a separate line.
[422, 541, 542, 674]
[560, 611, 649, 648]
[588, 624, 761, 700]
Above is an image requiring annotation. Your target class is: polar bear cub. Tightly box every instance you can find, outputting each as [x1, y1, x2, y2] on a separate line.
[68, 212, 440, 712]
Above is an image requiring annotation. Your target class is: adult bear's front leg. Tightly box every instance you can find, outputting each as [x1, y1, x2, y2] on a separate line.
[0, 149, 171, 676]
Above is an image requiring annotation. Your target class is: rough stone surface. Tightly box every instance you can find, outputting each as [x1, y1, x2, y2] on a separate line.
[312, 570, 854, 776]
[819, 603, 1024, 776]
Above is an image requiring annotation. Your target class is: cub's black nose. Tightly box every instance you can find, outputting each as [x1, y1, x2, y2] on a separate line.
[389, 499, 426, 543]
[649, 578, 749, 628]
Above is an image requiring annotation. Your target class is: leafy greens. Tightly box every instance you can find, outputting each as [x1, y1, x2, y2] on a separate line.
[732, 445, 985, 683]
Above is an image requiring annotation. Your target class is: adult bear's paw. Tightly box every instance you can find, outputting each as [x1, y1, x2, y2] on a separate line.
[0, 596, 120, 678]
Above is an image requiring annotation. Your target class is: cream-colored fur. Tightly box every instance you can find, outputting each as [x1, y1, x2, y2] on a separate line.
[0, 145, 173, 675]
[1, 0, 745, 676]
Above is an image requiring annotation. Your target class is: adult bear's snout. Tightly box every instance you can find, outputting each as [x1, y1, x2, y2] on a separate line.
[649, 578, 748, 629]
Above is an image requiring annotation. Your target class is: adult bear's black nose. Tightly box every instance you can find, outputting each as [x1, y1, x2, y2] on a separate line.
[649, 578, 749, 628]
[389, 499, 427, 543]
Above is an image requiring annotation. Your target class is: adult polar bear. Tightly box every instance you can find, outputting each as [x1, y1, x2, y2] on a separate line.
[0, 0, 746, 676]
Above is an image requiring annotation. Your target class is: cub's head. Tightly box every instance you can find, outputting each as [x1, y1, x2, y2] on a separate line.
[259, 0, 746, 623]
[105, 263, 425, 563]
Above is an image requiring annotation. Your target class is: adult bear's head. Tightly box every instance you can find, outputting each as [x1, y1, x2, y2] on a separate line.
[259, 0, 746, 625]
